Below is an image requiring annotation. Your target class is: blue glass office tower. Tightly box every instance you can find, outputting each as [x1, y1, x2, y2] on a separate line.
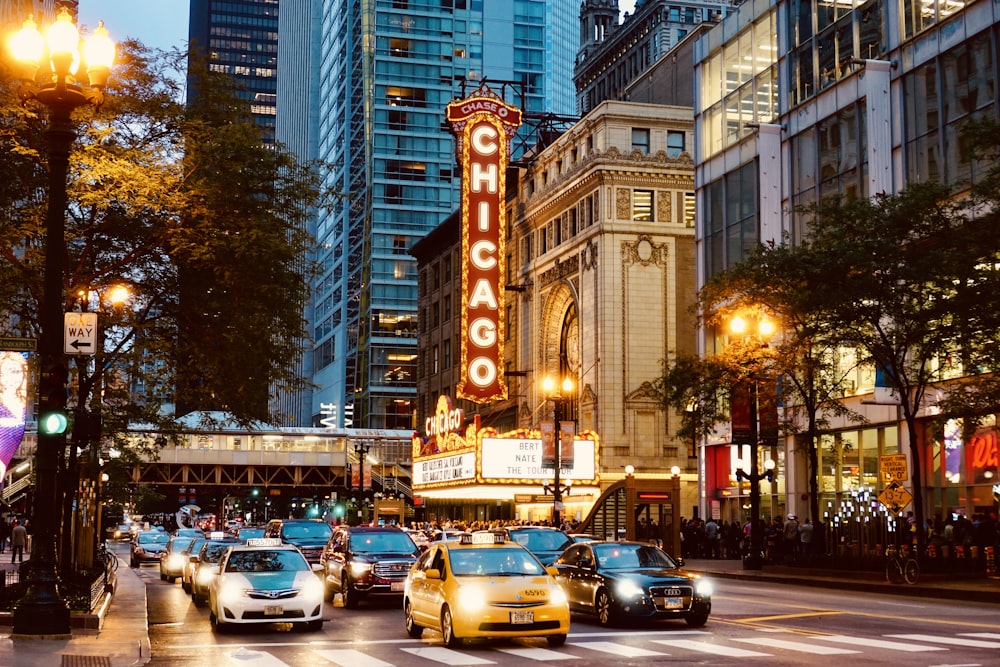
[307, 0, 578, 429]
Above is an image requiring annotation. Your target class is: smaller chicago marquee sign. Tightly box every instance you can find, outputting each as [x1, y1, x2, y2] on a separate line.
[446, 84, 522, 403]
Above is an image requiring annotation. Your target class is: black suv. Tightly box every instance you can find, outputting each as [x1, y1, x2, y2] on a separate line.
[320, 525, 420, 608]
[264, 518, 333, 564]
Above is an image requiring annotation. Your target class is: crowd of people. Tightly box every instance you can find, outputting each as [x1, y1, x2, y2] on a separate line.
[679, 515, 816, 564]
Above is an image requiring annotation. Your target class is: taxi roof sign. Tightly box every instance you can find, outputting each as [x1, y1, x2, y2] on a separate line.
[209, 531, 227, 540]
[246, 537, 282, 547]
[463, 532, 506, 545]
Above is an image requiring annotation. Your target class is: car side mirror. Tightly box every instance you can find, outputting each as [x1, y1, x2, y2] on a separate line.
[189, 555, 200, 563]
[425, 568, 442, 580]
[545, 566, 559, 577]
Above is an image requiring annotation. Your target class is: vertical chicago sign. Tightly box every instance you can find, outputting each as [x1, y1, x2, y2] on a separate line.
[447, 84, 522, 403]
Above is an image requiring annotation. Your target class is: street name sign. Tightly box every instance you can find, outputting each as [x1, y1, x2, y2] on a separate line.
[64, 312, 98, 355]
[0, 337, 36, 351]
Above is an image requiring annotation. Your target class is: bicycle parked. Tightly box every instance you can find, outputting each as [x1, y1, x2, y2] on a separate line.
[885, 545, 919, 584]
[97, 541, 120, 592]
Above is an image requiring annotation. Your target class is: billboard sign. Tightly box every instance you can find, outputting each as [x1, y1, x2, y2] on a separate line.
[446, 83, 522, 403]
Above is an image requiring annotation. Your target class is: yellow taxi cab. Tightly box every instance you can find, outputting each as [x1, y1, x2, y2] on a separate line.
[403, 532, 569, 647]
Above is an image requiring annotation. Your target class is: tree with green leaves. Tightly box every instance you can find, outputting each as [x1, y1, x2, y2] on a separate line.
[1, 40, 333, 567]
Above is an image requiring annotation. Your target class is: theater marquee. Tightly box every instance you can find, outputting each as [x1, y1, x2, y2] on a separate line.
[446, 84, 522, 403]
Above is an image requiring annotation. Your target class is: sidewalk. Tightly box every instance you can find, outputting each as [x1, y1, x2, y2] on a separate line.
[0, 554, 150, 667]
[683, 556, 1000, 603]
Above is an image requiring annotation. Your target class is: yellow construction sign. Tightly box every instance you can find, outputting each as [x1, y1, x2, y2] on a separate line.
[878, 480, 913, 512]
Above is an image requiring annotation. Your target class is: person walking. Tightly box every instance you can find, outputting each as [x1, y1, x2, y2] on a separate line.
[10, 520, 27, 563]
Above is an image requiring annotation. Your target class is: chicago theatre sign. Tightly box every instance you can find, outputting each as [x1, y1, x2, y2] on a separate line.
[446, 84, 522, 403]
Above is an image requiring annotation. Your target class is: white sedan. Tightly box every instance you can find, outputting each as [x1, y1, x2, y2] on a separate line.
[208, 538, 324, 632]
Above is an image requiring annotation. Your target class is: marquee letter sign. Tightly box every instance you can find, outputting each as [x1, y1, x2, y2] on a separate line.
[446, 84, 521, 403]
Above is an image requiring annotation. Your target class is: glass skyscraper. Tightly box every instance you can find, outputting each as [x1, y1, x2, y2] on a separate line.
[304, 0, 579, 429]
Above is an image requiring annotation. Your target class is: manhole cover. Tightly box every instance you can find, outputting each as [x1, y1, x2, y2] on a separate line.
[61, 656, 112, 667]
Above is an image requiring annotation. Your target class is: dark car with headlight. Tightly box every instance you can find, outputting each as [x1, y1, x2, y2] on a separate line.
[159, 535, 197, 582]
[552, 540, 711, 627]
[264, 518, 332, 564]
[130, 530, 171, 567]
[321, 524, 420, 608]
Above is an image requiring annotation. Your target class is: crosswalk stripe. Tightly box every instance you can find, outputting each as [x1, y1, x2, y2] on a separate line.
[568, 641, 665, 658]
[961, 632, 1000, 640]
[650, 638, 771, 657]
[399, 647, 496, 665]
[495, 647, 580, 660]
[730, 637, 860, 654]
[815, 634, 947, 652]
[888, 634, 1000, 649]
[313, 649, 395, 667]
[225, 646, 291, 666]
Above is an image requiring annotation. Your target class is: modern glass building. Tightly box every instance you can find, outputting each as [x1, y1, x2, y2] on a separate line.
[692, 0, 1000, 527]
[306, 0, 580, 430]
[189, 0, 279, 145]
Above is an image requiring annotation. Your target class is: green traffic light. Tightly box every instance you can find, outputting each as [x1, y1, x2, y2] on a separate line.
[39, 411, 69, 435]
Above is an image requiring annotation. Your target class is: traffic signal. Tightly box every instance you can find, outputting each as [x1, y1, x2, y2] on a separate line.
[38, 361, 69, 410]
[39, 410, 69, 435]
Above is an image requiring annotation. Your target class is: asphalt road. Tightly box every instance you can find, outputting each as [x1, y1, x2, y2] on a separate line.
[141, 560, 1000, 666]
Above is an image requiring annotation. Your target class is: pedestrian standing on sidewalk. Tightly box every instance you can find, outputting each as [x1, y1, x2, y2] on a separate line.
[0, 517, 8, 553]
[10, 520, 26, 563]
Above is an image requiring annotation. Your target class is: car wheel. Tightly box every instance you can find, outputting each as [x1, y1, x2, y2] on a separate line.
[685, 612, 709, 628]
[130, 558, 137, 568]
[404, 599, 423, 638]
[300, 619, 322, 632]
[192, 591, 203, 607]
[167, 575, 176, 583]
[209, 609, 225, 633]
[547, 634, 567, 647]
[160, 573, 167, 581]
[441, 605, 461, 648]
[341, 575, 359, 609]
[182, 579, 190, 593]
[595, 588, 614, 626]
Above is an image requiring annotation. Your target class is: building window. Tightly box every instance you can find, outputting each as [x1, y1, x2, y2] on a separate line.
[667, 131, 685, 157]
[632, 128, 650, 153]
[443, 339, 451, 369]
[432, 345, 439, 374]
[443, 294, 451, 322]
[432, 263, 440, 290]
[393, 235, 408, 254]
[684, 192, 695, 227]
[633, 190, 654, 221]
[432, 301, 440, 327]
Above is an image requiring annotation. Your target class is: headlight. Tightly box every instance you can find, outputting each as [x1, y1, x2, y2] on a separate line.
[218, 580, 246, 606]
[349, 561, 372, 577]
[695, 578, 713, 597]
[614, 579, 646, 598]
[550, 585, 568, 606]
[196, 568, 215, 586]
[166, 553, 185, 569]
[301, 575, 325, 600]
[456, 585, 485, 612]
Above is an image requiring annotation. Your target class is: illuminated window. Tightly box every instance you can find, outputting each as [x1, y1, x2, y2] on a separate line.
[633, 190, 654, 221]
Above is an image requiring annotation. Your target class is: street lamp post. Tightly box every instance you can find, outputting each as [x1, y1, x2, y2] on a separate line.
[729, 313, 776, 571]
[542, 376, 574, 528]
[7, 10, 115, 637]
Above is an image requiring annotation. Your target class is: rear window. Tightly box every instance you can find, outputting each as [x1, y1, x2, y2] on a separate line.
[281, 522, 332, 540]
[202, 542, 235, 563]
[139, 532, 170, 546]
[511, 530, 572, 552]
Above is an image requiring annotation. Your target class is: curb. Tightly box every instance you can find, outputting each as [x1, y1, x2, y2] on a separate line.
[0, 590, 111, 629]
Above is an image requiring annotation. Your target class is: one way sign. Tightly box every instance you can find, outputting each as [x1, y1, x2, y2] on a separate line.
[64, 312, 98, 356]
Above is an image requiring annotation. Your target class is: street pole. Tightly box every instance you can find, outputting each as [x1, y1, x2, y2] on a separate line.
[552, 398, 563, 527]
[13, 102, 75, 637]
[746, 379, 763, 570]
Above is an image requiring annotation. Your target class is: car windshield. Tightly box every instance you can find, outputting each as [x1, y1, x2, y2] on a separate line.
[226, 550, 308, 573]
[139, 532, 170, 546]
[238, 528, 265, 539]
[510, 530, 572, 553]
[281, 523, 332, 540]
[168, 537, 195, 553]
[202, 542, 235, 563]
[353, 533, 416, 553]
[450, 547, 545, 576]
[593, 544, 676, 569]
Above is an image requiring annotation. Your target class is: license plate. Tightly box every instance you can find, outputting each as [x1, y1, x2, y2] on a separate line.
[264, 605, 283, 616]
[390, 581, 405, 592]
[664, 597, 683, 609]
[510, 611, 534, 624]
